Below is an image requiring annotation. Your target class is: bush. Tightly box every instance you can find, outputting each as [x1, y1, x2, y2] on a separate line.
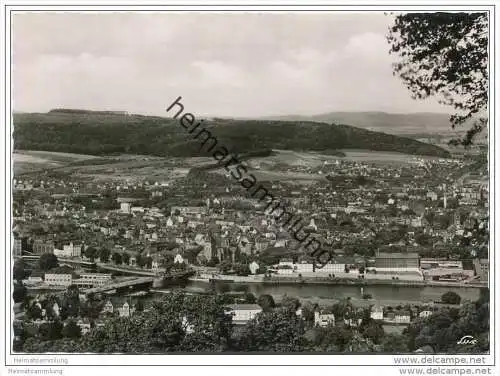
[13, 284, 27, 303]
[441, 291, 461, 305]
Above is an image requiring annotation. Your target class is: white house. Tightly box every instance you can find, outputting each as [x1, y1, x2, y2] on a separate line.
[76, 319, 91, 335]
[120, 202, 131, 214]
[427, 191, 438, 201]
[344, 317, 363, 327]
[227, 304, 262, 325]
[314, 311, 335, 327]
[118, 302, 135, 317]
[174, 254, 185, 264]
[274, 239, 287, 248]
[419, 310, 433, 319]
[26, 272, 44, 284]
[151, 259, 160, 271]
[395, 311, 411, 324]
[370, 306, 384, 321]
[249, 261, 260, 275]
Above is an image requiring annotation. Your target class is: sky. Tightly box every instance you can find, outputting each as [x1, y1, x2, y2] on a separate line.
[12, 12, 452, 117]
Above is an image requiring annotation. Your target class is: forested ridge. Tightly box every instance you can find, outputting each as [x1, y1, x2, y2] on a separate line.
[13, 111, 450, 158]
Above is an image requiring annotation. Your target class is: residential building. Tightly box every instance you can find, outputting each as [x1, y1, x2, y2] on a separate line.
[394, 310, 411, 324]
[118, 302, 135, 317]
[44, 273, 72, 287]
[174, 254, 185, 264]
[151, 259, 161, 271]
[74, 273, 112, 288]
[26, 271, 44, 284]
[314, 311, 335, 327]
[419, 310, 433, 319]
[120, 202, 131, 214]
[76, 319, 91, 335]
[54, 242, 82, 258]
[370, 306, 384, 321]
[249, 261, 260, 275]
[33, 240, 54, 255]
[227, 304, 262, 325]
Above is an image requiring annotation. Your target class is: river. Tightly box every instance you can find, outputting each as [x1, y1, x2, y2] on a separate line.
[151, 280, 481, 307]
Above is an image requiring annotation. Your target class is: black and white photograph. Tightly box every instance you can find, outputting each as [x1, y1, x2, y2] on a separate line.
[1, 2, 497, 375]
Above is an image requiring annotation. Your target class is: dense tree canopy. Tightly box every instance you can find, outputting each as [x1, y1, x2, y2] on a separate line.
[257, 294, 276, 312]
[98, 248, 111, 263]
[83, 247, 98, 262]
[13, 284, 28, 304]
[388, 12, 488, 145]
[14, 290, 489, 354]
[441, 291, 462, 305]
[38, 253, 59, 271]
[404, 297, 489, 353]
[78, 293, 233, 353]
[13, 260, 28, 282]
[237, 307, 308, 352]
[111, 252, 123, 265]
[14, 111, 450, 158]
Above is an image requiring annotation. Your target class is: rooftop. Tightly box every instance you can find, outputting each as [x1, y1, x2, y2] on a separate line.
[227, 304, 262, 311]
[376, 252, 419, 259]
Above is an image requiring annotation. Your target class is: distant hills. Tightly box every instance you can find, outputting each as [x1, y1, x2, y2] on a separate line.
[13, 110, 451, 158]
[260, 111, 469, 136]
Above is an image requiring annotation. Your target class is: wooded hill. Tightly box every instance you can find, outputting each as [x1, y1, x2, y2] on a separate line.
[13, 110, 450, 158]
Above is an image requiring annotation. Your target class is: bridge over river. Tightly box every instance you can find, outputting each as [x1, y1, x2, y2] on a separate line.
[95, 263, 157, 276]
[84, 276, 154, 295]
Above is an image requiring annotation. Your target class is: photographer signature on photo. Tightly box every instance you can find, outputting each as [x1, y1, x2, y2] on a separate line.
[456, 335, 478, 345]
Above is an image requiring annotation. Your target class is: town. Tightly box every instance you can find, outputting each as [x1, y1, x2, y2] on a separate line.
[11, 146, 489, 353]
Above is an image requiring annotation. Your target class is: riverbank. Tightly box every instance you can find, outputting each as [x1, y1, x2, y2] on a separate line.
[262, 277, 487, 289]
[154, 280, 481, 310]
[189, 276, 487, 289]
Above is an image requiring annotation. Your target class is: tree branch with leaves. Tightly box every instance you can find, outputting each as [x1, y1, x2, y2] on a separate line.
[388, 12, 488, 146]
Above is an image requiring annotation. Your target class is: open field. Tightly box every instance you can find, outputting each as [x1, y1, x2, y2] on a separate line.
[13, 150, 99, 174]
[13, 148, 452, 183]
[252, 149, 448, 167]
[15, 150, 98, 162]
[338, 149, 450, 164]
[14, 151, 205, 182]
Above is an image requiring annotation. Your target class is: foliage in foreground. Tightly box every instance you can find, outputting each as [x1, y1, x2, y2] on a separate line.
[16, 290, 489, 354]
